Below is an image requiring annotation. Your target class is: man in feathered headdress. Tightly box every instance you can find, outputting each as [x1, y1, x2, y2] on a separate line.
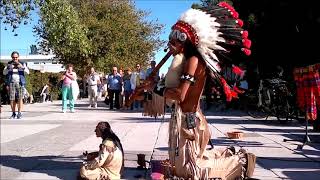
[139, 2, 256, 179]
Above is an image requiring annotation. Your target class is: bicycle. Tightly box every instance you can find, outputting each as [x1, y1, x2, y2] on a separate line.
[245, 78, 293, 123]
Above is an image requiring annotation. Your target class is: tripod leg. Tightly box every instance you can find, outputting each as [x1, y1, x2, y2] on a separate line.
[297, 119, 311, 150]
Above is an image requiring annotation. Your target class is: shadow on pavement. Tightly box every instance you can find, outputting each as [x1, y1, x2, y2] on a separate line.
[0, 155, 81, 179]
[0, 155, 148, 179]
[281, 169, 320, 180]
[257, 156, 320, 173]
[255, 156, 320, 179]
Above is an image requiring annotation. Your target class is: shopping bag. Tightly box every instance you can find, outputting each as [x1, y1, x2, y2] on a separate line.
[71, 80, 80, 100]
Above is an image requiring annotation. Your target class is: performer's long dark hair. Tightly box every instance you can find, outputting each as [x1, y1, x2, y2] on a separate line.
[183, 39, 202, 60]
[97, 122, 124, 175]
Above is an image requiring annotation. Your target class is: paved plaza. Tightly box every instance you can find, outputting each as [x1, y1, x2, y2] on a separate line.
[1, 99, 320, 179]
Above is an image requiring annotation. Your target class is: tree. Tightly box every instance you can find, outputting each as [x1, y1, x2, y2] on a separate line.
[34, 0, 93, 76]
[77, 0, 164, 72]
[34, 0, 164, 76]
[0, 0, 43, 34]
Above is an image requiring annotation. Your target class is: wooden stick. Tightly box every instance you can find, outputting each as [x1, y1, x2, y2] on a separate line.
[126, 51, 172, 107]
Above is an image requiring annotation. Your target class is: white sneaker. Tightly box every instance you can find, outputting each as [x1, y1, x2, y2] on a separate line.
[94, 104, 98, 108]
[88, 105, 92, 108]
[70, 109, 75, 113]
[62, 110, 66, 113]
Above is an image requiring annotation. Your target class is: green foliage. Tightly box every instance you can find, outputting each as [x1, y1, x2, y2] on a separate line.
[34, 0, 164, 77]
[34, 0, 92, 76]
[0, 62, 61, 100]
[0, 0, 43, 34]
[78, 0, 164, 72]
[25, 70, 62, 100]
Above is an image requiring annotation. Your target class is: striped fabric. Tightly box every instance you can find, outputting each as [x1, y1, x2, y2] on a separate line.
[293, 63, 320, 120]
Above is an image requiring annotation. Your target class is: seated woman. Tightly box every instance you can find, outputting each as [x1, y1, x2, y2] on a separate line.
[79, 122, 124, 180]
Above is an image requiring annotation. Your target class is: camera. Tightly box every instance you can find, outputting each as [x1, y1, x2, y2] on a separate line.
[12, 62, 19, 68]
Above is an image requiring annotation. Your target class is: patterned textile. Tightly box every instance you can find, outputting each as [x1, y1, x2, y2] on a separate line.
[293, 63, 320, 120]
[9, 82, 23, 100]
[143, 93, 165, 118]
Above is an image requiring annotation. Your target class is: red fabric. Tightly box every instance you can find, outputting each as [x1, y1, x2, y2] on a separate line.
[293, 63, 320, 120]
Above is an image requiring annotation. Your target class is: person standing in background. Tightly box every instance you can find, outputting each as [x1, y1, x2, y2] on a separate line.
[40, 84, 49, 103]
[86, 67, 101, 108]
[130, 63, 146, 110]
[118, 68, 124, 109]
[61, 64, 77, 113]
[3, 51, 29, 119]
[108, 67, 122, 110]
[123, 68, 133, 110]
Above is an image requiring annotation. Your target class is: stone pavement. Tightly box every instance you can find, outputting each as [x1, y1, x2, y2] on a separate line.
[1, 99, 320, 180]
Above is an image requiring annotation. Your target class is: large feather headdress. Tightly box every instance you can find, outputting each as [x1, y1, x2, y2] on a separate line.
[169, 2, 251, 101]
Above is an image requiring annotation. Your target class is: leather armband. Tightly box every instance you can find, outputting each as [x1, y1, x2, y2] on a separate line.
[180, 74, 196, 84]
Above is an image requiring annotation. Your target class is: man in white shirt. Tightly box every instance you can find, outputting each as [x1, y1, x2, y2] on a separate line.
[3, 51, 29, 119]
[86, 67, 101, 108]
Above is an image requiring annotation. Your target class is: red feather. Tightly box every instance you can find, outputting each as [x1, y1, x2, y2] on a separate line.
[237, 19, 243, 27]
[232, 11, 239, 19]
[241, 48, 251, 56]
[220, 77, 239, 101]
[232, 65, 244, 76]
[241, 31, 249, 39]
[234, 86, 245, 94]
[242, 39, 252, 49]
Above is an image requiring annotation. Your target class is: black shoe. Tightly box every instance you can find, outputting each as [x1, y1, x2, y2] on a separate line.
[16, 112, 22, 119]
[9, 112, 16, 119]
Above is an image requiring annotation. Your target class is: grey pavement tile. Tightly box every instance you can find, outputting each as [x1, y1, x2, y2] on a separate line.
[1, 100, 320, 180]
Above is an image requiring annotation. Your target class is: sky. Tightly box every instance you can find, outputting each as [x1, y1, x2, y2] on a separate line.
[0, 0, 200, 74]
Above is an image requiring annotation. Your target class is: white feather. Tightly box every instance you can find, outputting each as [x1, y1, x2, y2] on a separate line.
[179, 8, 228, 73]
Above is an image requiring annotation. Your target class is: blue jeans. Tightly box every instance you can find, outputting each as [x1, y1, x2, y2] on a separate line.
[134, 100, 142, 109]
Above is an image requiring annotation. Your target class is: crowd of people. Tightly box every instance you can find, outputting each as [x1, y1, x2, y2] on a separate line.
[84, 61, 160, 111]
[3, 1, 320, 179]
[0, 50, 161, 117]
